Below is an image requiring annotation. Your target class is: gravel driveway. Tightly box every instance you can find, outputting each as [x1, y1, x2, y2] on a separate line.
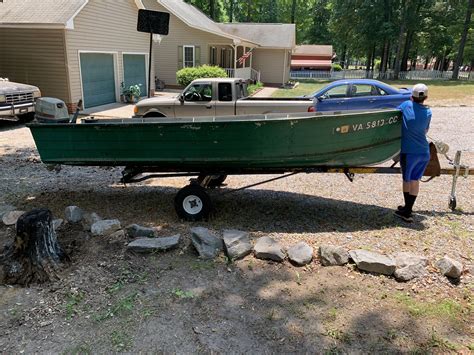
[0, 107, 473, 353]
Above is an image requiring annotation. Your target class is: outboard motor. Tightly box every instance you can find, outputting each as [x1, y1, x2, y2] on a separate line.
[34, 97, 70, 123]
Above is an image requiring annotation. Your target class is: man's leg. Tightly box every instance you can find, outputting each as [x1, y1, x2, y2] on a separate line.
[404, 180, 420, 214]
[400, 181, 410, 210]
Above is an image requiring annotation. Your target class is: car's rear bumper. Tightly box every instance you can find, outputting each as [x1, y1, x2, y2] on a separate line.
[0, 102, 35, 117]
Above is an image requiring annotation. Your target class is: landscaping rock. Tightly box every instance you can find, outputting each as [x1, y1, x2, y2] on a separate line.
[393, 252, 428, 268]
[191, 227, 223, 259]
[91, 219, 122, 237]
[53, 219, 63, 231]
[82, 212, 101, 231]
[126, 224, 156, 238]
[223, 229, 252, 260]
[254, 236, 285, 262]
[0, 204, 16, 219]
[2, 210, 25, 226]
[109, 230, 127, 240]
[392, 252, 428, 281]
[394, 263, 427, 282]
[349, 249, 396, 276]
[128, 235, 181, 253]
[436, 256, 463, 279]
[287, 242, 313, 266]
[318, 245, 349, 266]
[64, 206, 83, 223]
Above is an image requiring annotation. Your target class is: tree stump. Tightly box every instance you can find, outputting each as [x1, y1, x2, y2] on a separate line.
[0, 208, 68, 286]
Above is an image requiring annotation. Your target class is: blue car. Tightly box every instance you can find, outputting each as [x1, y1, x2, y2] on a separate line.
[307, 79, 412, 112]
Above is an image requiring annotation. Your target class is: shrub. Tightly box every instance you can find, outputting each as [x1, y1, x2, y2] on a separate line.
[247, 81, 263, 96]
[331, 63, 343, 71]
[176, 65, 228, 87]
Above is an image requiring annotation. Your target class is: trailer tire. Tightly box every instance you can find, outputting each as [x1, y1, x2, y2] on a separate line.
[175, 185, 212, 221]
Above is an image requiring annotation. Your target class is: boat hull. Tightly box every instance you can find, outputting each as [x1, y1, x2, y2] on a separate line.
[28, 110, 402, 170]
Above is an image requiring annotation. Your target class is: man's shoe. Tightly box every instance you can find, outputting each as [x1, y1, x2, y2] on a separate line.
[397, 205, 405, 211]
[394, 209, 414, 223]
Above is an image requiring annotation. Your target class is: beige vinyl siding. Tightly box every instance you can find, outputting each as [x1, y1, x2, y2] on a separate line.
[0, 28, 70, 101]
[142, 0, 233, 86]
[252, 48, 290, 86]
[65, 0, 151, 104]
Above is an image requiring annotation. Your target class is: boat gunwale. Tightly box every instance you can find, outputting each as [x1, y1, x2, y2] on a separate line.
[27, 109, 401, 127]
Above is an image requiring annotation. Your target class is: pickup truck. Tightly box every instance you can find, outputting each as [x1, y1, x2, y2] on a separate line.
[0, 78, 41, 121]
[133, 78, 314, 118]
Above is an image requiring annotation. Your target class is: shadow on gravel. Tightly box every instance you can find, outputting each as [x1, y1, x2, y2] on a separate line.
[16, 184, 433, 234]
[0, 119, 24, 132]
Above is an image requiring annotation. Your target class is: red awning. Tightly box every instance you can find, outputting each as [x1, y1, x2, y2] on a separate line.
[291, 59, 332, 68]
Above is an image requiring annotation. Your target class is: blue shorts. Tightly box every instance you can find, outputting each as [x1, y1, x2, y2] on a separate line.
[400, 153, 430, 182]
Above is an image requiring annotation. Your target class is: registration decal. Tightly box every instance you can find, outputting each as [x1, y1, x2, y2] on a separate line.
[334, 115, 400, 134]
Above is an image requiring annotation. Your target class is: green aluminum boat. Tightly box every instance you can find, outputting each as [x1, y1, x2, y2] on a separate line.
[28, 109, 402, 170]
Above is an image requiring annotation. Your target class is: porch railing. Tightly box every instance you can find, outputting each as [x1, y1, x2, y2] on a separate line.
[224, 68, 235, 78]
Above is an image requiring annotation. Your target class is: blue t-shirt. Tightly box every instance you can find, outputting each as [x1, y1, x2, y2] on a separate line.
[398, 101, 431, 154]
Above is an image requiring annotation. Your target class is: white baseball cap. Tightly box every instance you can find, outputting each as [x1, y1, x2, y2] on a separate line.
[412, 83, 428, 98]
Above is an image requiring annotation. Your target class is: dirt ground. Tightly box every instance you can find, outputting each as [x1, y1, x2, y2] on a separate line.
[0, 107, 473, 353]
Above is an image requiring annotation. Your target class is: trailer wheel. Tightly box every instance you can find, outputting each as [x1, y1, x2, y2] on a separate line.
[175, 185, 212, 221]
[449, 197, 457, 211]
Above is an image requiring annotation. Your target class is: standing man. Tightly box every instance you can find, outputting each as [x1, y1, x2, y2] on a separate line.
[395, 83, 432, 222]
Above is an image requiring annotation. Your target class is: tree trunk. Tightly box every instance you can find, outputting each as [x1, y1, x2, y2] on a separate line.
[452, 0, 473, 79]
[381, 40, 390, 75]
[341, 45, 347, 68]
[0, 209, 68, 286]
[229, 0, 234, 22]
[424, 56, 430, 69]
[291, 0, 297, 24]
[370, 44, 376, 75]
[209, 0, 215, 20]
[246, 0, 251, 22]
[366, 48, 372, 77]
[394, 0, 407, 79]
[401, 30, 414, 72]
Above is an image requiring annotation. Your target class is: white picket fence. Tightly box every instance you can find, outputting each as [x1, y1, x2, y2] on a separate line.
[290, 69, 473, 81]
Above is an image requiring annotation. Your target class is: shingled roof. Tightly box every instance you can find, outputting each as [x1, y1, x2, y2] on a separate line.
[158, 0, 294, 49]
[0, 0, 88, 28]
[218, 23, 295, 49]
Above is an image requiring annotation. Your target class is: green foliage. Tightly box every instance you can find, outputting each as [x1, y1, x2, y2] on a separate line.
[172, 288, 195, 299]
[331, 63, 342, 71]
[247, 81, 263, 95]
[122, 84, 141, 98]
[65, 291, 85, 320]
[176, 65, 228, 87]
[186, 0, 473, 73]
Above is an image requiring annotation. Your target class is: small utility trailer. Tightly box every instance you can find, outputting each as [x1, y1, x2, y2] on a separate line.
[120, 146, 471, 221]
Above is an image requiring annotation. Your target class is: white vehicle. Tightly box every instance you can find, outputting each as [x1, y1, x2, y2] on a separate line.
[0, 78, 41, 121]
[134, 78, 314, 118]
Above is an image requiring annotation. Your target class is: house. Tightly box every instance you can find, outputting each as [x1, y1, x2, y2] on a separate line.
[0, 0, 295, 110]
[143, 0, 295, 88]
[291, 45, 333, 71]
[0, 0, 152, 110]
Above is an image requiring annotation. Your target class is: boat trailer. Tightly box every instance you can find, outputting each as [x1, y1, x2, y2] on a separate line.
[120, 149, 472, 221]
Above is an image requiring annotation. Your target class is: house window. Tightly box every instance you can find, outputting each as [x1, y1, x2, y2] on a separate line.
[183, 45, 195, 68]
[210, 47, 217, 65]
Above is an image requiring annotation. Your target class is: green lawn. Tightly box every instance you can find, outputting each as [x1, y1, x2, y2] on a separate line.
[272, 79, 474, 106]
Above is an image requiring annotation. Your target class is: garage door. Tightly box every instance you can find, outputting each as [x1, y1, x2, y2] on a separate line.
[80, 53, 116, 108]
[123, 54, 147, 97]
